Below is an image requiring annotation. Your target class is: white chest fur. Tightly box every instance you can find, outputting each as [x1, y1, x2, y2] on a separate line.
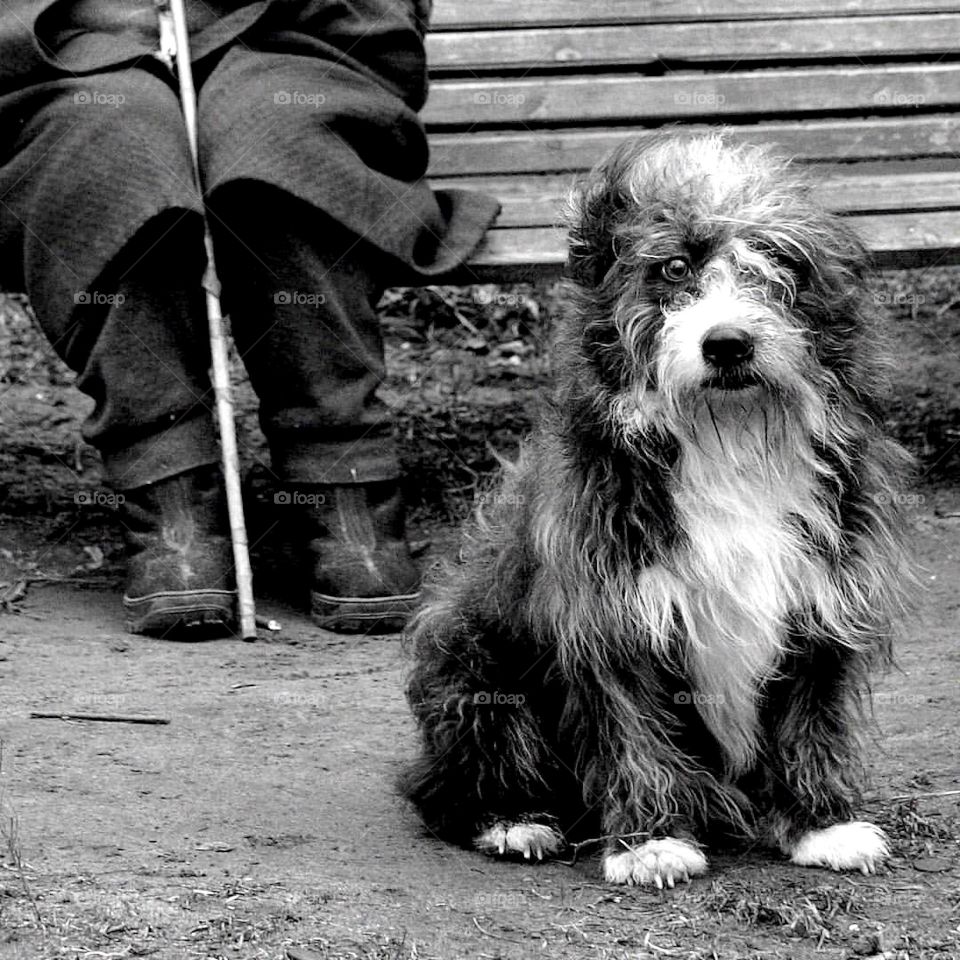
[633, 406, 832, 774]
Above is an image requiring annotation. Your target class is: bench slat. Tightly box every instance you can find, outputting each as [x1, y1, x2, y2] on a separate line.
[434, 170, 960, 229]
[427, 16, 960, 72]
[452, 211, 960, 281]
[424, 63, 960, 127]
[431, 1, 960, 30]
[428, 117, 960, 176]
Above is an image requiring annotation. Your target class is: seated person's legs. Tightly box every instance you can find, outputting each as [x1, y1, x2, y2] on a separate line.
[0, 68, 235, 636]
[210, 182, 419, 634]
[0, 4, 498, 638]
[193, 28, 468, 635]
[79, 213, 236, 636]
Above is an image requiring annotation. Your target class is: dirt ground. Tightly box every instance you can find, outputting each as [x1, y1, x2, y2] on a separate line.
[0, 271, 958, 959]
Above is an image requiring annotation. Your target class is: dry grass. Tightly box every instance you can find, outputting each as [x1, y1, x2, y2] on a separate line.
[0, 742, 40, 930]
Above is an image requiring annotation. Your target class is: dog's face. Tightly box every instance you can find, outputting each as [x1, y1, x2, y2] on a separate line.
[564, 135, 875, 438]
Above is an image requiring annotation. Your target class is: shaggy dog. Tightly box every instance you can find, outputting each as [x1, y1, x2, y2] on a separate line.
[400, 134, 911, 887]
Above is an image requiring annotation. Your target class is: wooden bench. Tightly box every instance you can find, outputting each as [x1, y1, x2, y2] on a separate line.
[423, 1, 960, 281]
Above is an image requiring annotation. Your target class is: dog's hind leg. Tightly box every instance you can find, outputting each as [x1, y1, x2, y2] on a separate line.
[400, 615, 566, 858]
[755, 642, 890, 874]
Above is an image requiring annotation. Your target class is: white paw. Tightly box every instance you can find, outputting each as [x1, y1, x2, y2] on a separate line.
[475, 822, 563, 861]
[790, 821, 890, 874]
[602, 837, 708, 888]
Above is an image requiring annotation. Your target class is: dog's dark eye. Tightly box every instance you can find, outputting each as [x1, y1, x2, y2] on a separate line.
[660, 258, 691, 282]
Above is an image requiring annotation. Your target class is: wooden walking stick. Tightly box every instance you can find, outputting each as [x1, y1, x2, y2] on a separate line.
[155, 0, 258, 640]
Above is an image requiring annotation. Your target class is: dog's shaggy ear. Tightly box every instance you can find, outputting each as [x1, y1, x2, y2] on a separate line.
[564, 142, 641, 287]
[565, 181, 624, 287]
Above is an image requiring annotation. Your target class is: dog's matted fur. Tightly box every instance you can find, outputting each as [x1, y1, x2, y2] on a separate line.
[400, 134, 912, 886]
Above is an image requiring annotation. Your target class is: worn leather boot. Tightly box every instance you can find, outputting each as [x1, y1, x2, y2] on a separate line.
[119, 465, 236, 637]
[300, 480, 420, 634]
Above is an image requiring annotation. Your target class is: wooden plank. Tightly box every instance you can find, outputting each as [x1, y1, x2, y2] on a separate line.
[433, 169, 960, 229]
[445, 229, 565, 282]
[446, 211, 960, 281]
[427, 16, 960, 72]
[423, 64, 960, 128]
[427, 117, 960, 176]
[855, 211, 960, 267]
[431, 0, 960, 30]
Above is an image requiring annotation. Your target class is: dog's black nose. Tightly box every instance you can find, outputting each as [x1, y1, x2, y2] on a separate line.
[701, 326, 754, 367]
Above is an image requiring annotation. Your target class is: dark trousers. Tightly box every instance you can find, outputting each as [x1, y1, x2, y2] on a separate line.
[0, 41, 465, 493]
[60, 184, 400, 489]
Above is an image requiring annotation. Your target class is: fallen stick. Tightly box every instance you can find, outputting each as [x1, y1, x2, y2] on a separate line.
[13, 577, 111, 587]
[556, 829, 652, 865]
[29, 712, 170, 725]
[472, 916, 525, 944]
[887, 789, 960, 802]
[39, 577, 107, 585]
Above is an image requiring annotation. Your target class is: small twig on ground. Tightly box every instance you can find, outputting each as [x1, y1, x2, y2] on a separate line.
[25, 576, 111, 586]
[286, 947, 325, 960]
[1, 575, 113, 614]
[642, 931, 682, 956]
[472, 916, 526, 944]
[427, 286, 482, 336]
[0, 580, 27, 611]
[29, 712, 170, 725]
[936, 296, 960, 317]
[888, 790, 960, 802]
[557, 830, 651, 865]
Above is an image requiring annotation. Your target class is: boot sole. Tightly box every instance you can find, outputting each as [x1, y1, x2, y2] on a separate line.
[310, 590, 420, 635]
[123, 589, 236, 639]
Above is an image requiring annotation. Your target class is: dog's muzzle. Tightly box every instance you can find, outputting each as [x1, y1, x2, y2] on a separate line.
[655, 273, 790, 396]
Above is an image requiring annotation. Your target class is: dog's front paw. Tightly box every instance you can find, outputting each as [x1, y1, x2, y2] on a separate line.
[602, 837, 708, 888]
[789, 821, 889, 874]
[475, 821, 564, 861]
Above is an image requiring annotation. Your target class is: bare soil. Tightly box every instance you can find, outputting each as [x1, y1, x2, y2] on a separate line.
[0, 271, 958, 959]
